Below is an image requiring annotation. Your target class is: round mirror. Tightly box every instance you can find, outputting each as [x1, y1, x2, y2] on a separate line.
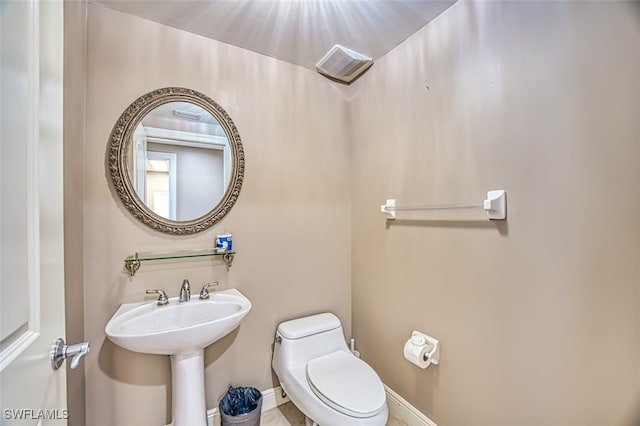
[108, 88, 244, 235]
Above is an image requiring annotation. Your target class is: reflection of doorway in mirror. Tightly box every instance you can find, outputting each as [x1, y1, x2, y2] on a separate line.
[146, 142, 224, 220]
[132, 102, 231, 221]
[145, 152, 177, 220]
[133, 123, 148, 201]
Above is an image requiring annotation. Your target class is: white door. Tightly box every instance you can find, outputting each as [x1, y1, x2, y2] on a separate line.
[0, 0, 71, 424]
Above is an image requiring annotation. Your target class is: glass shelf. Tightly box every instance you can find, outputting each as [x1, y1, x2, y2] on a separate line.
[124, 249, 235, 276]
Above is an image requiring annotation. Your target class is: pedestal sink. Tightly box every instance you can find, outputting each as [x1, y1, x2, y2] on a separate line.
[105, 288, 251, 426]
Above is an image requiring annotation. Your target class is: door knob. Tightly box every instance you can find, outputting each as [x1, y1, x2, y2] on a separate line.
[50, 338, 90, 370]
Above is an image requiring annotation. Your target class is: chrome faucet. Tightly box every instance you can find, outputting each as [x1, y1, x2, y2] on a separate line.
[179, 279, 191, 302]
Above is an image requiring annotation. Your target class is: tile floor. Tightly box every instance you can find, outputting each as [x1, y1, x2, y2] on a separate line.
[260, 402, 408, 426]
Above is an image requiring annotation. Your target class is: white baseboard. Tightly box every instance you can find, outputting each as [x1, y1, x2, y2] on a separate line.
[207, 384, 436, 426]
[207, 385, 290, 426]
[384, 384, 437, 426]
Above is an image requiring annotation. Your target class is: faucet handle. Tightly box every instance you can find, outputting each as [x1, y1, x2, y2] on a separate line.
[145, 289, 169, 305]
[199, 281, 219, 300]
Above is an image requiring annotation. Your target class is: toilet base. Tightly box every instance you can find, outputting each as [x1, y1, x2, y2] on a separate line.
[305, 416, 318, 426]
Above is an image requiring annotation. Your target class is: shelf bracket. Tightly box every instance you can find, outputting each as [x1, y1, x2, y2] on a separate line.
[222, 252, 235, 270]
[125, 253, 141, 277]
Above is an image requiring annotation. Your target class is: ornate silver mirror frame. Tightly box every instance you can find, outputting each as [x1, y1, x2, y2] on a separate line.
[108, 87, 244, 235]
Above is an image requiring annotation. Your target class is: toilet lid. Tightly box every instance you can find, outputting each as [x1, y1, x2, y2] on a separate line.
[306, 351, 386, 418]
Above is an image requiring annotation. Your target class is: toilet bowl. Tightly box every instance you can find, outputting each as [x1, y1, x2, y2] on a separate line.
[272, 313, 388, 426]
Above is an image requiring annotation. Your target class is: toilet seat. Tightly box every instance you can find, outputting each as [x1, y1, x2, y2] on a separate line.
[306, 351, 386, 418]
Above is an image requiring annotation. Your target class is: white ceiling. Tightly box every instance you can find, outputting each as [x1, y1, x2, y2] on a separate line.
[94, 0, 456, 74]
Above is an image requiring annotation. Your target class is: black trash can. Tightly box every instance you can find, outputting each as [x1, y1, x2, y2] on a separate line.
[219, 386, 262, 426]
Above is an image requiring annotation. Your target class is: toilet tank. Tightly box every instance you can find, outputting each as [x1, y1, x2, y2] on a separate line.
[273, 313, 350, 373]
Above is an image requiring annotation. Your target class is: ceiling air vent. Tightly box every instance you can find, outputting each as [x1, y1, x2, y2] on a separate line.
[315, 44, 373, 84]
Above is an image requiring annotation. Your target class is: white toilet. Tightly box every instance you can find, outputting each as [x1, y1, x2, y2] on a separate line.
[272, 313, 388, 426]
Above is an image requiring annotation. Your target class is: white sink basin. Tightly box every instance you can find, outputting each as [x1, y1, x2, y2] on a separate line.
[104, 288, 252, 426]
[105, 288, 251, 355]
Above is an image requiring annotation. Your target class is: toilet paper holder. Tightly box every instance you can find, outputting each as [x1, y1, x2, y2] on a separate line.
[406, 330, 440, 368]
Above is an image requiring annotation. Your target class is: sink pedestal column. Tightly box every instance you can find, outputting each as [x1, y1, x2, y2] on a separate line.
[170, 350, 207, 426]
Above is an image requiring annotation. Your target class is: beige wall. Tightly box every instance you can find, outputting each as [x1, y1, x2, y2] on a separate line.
[350, 1, 640, 425]
[82, 4, 351, 425]
[63, 1, 87, 424]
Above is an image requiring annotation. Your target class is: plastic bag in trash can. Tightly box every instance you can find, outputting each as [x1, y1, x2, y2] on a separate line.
[219, 386, 262, 416]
